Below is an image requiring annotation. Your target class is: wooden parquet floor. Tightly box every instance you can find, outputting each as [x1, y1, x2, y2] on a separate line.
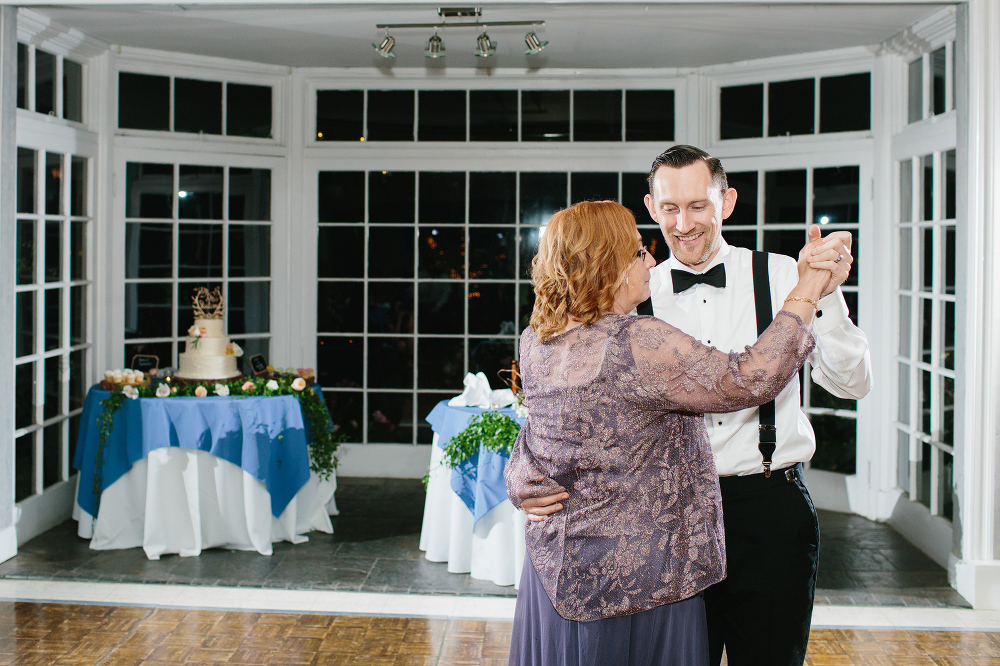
[0, 601, 998, 665]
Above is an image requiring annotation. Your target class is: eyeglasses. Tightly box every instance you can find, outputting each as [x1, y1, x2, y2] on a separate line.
[636, 246, 649, 261]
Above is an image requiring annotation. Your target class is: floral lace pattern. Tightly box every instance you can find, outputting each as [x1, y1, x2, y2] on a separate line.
[505, 312, 815, 621]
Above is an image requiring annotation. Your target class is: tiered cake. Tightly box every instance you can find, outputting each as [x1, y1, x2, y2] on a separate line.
[175, 287, 243, 381]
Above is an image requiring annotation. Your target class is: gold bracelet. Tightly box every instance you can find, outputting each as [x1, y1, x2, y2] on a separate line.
[784, 296, 818, 309]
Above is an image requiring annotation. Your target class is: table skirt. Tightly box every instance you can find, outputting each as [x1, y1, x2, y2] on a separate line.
[419, 438, 526, 587]
[73, 447, 339, 560]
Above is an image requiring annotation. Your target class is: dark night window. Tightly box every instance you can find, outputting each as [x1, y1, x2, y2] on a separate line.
[119, 72, 170, 131]
[522, 90, 569, 141]
[720, 84, 763, 139]
[317, 90, 363, 141]
[418, 90, 466, 141]
[813, 166, 860, 225]
[625, 90, 674, 141]
[419, 172, 465, 223]
[764, 169, 807, 224]
[931, 47, 947, 116]
[571, 172, 618, 203]
[368, 90, 414, 141]
[469, 172, 516, 224]
[470, 90, 517, 141]
[35, 49, 55, 116]
[318, 171, 364, 223]
[175, 78, 222, 135]
[369, 171, 415, 223]
[726, 171, 758, 226]
[819, 73, 870, 133]
[63, 58, 83, 123]
[17, 43, 26, 109]
[573, 90, 621, 141]
[768, 78, 814, 136]
[227, 83, 272, 138]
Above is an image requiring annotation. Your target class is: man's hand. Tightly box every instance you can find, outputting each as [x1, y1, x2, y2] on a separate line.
[803, 224, 853, 298]
[521, 490, 569, 523]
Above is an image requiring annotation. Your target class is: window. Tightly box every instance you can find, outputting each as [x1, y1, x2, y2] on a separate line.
[123, 162, 272, 369]
[896, 151, 956, 520]
[16, 44, 84, 122]
[15, 148, 92, 501]
[907, 42, 955, 124]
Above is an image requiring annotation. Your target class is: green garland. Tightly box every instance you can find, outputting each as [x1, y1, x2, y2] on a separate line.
[92, 375, 344, 510]
[440, 410, 522, 469]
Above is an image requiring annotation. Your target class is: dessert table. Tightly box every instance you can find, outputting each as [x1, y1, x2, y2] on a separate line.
[418, 400, 526, 587]
[72, 385, 338, 560]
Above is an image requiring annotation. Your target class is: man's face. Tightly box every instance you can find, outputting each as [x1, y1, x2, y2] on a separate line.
[643, 162, 737, 271]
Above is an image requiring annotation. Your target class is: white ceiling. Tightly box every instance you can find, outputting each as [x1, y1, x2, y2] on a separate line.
[31, 2, 949, 69]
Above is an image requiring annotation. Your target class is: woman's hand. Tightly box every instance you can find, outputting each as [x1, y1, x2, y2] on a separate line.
[521, 490, 569, 522]
[802, 225, 853, 298]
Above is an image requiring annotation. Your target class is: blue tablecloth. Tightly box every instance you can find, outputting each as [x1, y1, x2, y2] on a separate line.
[425, 400, 524, 527]
[73, 386, 312, 519]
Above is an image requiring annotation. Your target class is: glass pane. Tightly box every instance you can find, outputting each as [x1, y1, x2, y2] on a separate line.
[942, 451, 953, 521]
[229, 224, 270, 278]
[724, 230, 756, 252]
[762, 230, 803, 259]
[622, 172, 650, 224]
[17, 220, 35, 285]
[625, 90, 674, 141]
[764, 170, 806, 223]
[16, 362, 35, 430]
[368, 337, 414, 389]
[418, 90, 465, 141]
[318, 227, 364, 278]
[814, 166, 859, 225]
[809, 377, 856, 412]
[35, 49, 55, 115]
[367, 90, 414, 141]
[418, 282, 465, 334]
[176, 282, 221, 337]
[71, 156, 87, 217]
[124, 282, 173, 339]
[229, 168, 271, 221]
[367, 393, 413, 443]
[118, 72, 170, 131]
[419, 227, 464, 279]
[898, 295, 911, 357]
[570, 172, 618, 204]
[819, 73, 870, 133]
[469, 228, 515, 279]
[920, 298, 933, 364]
[15, 434, 33, 502]
[944, 301, 955, 370]
[228, 281, 270, 335]
[519, 282, 535, 329]
[318, 171, 364, 223]
[316, 90, 363, 141]
[942, 376, 954, 448]
[323, 391, 362, 443]
[178, 165, 223, 220]
[177, 224, 223, 277]
[520, 172, 567, 226]
[369, 283, 413, 334]
[69, 349, 86, 410]
[899, 159, 913, 222]
[419, 172, 464, 224]
[125, 223, 172, 279]
[469, 90, 517, 141]
[470, 172, 516, 225]
[418, 338, 464, 389]
[43, 423, 61, 488]
[69, 414, 80, 477]
[45, 153, 62, 215]
[944, 226, 955, 295]
[124, 340, 173, 370]
[519, 226, 543, 279]
[921, 228, 933, 291]
[44, 356, 62, 420]
[70, 285, 86, 346]
[469, 283, 515, 335]
[720, 84, 763, 139]
[726, 171, 758, 227]
[369, 171, 415, 224]
[921, 154, 934, 221]
[808, 415, 856, 473]
[574, 90, 621, 141]
[920, 370, 931, 435]
[226, 83, 272, 138]
[844, 290, 859, 327]
[369, 227, 414, 278]
[17, 147, 35, 214]
[17, 43, 26, 109]
[908, 58, 923, 124]
[945, 149, 956, 220]
[126, 162, 173, 219]
[918, 441, 931, 507]
[470, 338, 516, 386]
[45, 288, 61, 351]
[768, 78, 814, 136]
[418, 393, 452, 443]
[932, 46, 947, 116]
[899, 227, 912, 290]
[63, 58, 83, 122]
[637, 228, 671, 264]
[16, 292, 34, 358]
[174, 78, 222, 134]
[897, 430, 909, 492]
[898, 362, 910, 424]
[317, 336, 363, 388]
[521, 90, 569, 141]
[45, 221, 61, 283]
[317, 282, 363, 333]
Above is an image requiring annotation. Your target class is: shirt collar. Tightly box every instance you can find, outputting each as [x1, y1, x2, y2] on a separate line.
[666, 237, 731, 274]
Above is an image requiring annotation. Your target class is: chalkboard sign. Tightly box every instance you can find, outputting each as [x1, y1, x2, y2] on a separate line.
[248, 354, 269, 376]
[130, 354, 160, 375]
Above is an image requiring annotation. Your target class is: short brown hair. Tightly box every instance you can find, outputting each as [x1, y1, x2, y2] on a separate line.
[648, 144, 728, 194]
[529, 201, 638, 343]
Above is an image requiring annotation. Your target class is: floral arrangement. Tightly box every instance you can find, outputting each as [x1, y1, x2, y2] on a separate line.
[93, 371, 343, 512]
[440, 410, 522, 471]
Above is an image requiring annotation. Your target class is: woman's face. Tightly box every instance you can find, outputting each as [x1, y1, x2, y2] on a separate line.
[616, 229, 657, 313]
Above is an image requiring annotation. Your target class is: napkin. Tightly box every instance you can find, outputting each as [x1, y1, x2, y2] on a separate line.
[448, 372, 517, 409]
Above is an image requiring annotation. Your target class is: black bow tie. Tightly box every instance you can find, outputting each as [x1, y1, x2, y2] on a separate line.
[671, 265, 727, 293]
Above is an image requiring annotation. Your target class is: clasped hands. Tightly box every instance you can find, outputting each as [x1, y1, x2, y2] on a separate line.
[799, 224, 854, 298]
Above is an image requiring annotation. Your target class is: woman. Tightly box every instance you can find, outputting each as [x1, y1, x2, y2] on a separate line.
[504, 201, 830, 665]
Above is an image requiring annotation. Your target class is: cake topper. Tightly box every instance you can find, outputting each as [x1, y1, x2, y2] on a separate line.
[191, 286, 224, 319]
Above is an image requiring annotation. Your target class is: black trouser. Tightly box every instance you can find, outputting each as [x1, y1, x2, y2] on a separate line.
[704, 464, 820, 666]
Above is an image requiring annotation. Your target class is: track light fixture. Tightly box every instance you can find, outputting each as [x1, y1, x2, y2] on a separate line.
[374, 7, 545, 59]
[475, 31, 496, 57]
[425, 30, 446, 58]
[524, 31, 548, 55]
[372, 33, 396, 59]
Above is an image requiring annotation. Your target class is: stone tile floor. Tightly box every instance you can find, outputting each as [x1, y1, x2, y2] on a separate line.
[0, 478, 969, 608]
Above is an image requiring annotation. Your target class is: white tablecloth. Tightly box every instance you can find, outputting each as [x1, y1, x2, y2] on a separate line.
[73, 447, 339, 560]
[419, 435, 526, 587]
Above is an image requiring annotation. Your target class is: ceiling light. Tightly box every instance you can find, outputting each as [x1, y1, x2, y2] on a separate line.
[426, 31, 446, 58]
[524, 31, 548, 55]
[372, 33, 396, 59]
[475, 31, 496, 57]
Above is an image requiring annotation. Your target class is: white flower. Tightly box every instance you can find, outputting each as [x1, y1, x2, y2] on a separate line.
[155, 383, 171, 398]
[214, 383, 230, 397]
[187, 325, 200, 337]
[194, 386, 208, 397]
[291, 377, 307, 391]
[514, 402, 529, 418]
[122, 385, 139, 400]
[265, 379, 279, 391]
[226, 342, 244, 357]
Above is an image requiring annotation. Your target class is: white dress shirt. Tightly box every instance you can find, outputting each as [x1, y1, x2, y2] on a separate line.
[648, 239, 873, 476]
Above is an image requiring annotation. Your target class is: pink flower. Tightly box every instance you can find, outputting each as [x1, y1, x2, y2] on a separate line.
[291, 377, 307, 391]
[199, 327, 208, 337]
[241, 381, 255, 392]
[194, 386, 208, 397]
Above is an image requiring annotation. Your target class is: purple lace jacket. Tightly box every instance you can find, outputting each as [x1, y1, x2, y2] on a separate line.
[505, 312, 815, 621]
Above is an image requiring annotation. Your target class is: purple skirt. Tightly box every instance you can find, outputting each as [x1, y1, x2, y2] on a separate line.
[509, 553, 709, 666]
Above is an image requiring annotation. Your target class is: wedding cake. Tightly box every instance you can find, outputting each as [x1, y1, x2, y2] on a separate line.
[175, 287, 243, 381]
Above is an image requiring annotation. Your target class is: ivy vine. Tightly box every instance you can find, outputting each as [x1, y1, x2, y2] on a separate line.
[440, 410, 522, 470]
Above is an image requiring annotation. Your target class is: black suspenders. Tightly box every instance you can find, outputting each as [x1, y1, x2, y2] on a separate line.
[751, 251, 777, 478]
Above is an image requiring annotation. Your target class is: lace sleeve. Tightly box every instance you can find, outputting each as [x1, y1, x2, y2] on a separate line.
[630, 311, 815, 413]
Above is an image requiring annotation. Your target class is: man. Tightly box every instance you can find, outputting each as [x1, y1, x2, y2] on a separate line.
[523, 145, 873, 666]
